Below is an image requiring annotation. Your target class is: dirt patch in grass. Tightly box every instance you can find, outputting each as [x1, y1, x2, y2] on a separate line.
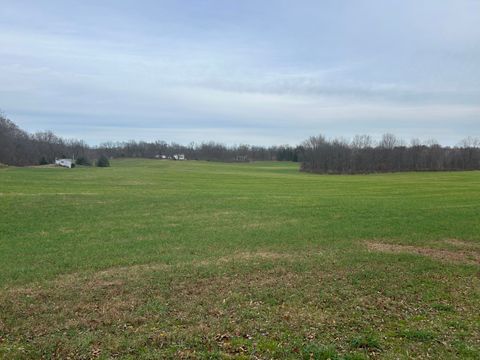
[366, 241, 480, 265]
[444, 239, 480, 249]
[4, 250, 299, 298]
[241, 219, 299, 230]
[214, 251, 297, 263]
[0, 250, 311, 333]
[0, 265, 319, 357]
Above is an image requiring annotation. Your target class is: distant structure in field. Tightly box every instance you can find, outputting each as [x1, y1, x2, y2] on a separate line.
[173, 154, 185, 160]
[55, 158, 73, 168]
[235, 155, 248, 162]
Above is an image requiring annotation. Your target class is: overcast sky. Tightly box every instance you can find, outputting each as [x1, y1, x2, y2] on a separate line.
[1, 0, 479, 145]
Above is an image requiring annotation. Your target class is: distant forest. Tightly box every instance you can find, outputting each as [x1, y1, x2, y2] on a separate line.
[301, 134, 480, 174]
[1, 112, 479, 173]
[0, 113, 297, 166]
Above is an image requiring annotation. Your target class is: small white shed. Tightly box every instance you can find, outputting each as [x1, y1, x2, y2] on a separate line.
[55, 159, 73, 168]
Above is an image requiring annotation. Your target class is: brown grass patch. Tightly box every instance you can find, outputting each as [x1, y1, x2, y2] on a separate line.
[242, 219, 298, 230]
[366, 241, 480, 265]
[228, 251, 295, 261]
[0, 262, 315, 356]
[0, 249, 303, 341]
[1, 250, 479, 358]
[4, 250, 298, 299]
[444, 238, 480, 249]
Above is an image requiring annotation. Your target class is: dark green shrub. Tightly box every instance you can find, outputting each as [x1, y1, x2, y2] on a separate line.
[76, 156, 92, 166]
[39, 156, 49, 165]
[96, 155, 110, 167]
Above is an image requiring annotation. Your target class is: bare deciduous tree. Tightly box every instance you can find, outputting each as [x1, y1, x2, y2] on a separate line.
[300, 134, 480, 174]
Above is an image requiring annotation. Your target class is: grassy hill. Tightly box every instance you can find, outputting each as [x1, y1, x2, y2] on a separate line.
[0, 160, 479, 359]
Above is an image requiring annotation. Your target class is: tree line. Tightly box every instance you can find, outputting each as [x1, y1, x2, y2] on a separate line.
[96, 140, 298, 162]
[0, 113, 298, 166]
[0, 114, 91, 166]
[1, 112, 479, 172]
[300, 134, 480, 173]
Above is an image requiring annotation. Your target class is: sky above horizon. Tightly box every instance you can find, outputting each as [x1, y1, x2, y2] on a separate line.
[1, 0, 479, 146]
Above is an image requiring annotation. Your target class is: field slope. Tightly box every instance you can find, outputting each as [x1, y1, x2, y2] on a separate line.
[0, 160, 479, 359]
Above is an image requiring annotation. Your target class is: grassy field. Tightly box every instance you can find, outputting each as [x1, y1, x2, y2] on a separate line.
[0, 159, 479, 359]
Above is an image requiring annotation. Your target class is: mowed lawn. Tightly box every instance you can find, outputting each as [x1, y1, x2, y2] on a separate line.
[0, 160, 479, 359]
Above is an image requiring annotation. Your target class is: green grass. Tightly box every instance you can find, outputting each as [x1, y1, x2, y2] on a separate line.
[0, 159, 479, 359]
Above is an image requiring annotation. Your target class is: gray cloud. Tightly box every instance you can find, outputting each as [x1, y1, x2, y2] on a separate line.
[0, 0, 479, 146]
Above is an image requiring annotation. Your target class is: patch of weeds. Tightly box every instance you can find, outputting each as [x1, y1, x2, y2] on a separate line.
[196, 350, 225, 359]
[257, 290, 284, 306]
[401, 329, 436, 342]
[70, 332, 98, 355]
[343, 353, 369, 360]
[446, 320, 469, 331]
[256, 339, 284, 356]
[453, 340, 480, 359]
[432, 303, 455, 312]
[0, 341, 26, 359]
[301, 343, 339, 360]
[135, 299, 168, 316]
[350, 334, 381, 351]
[239, 307, 263, 321]
[229, 337, 253, 353]
[350, 269, 378, 285]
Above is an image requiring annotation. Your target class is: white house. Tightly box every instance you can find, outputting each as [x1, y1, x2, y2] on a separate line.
[55, 158, 73, 168]
[173, 154, 185, 160]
